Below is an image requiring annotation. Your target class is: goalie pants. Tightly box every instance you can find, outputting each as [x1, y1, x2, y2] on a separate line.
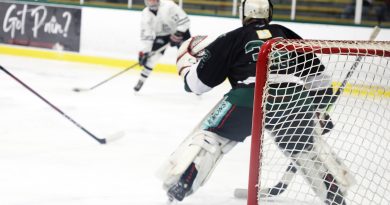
[200, 88, 254, 142]
[209, 86, 317, 154]
[264, 83, 316, 155]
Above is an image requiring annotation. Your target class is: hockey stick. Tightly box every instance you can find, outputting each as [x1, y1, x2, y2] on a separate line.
[333, 26, 381, 97]
[72, 43, 170, 92]
[234, 26, 381, 199]
[0, 65, 124, 144]
[72, 62, 139, 92]
[234, 164, 297, 199]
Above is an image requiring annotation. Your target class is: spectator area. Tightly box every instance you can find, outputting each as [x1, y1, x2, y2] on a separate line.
[47, 0, 390, 27]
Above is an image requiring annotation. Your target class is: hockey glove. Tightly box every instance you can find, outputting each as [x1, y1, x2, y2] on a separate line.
[138, 51, 149, 67]
[170, 31, 184, 47]
[304, 74, 336, 135]
[314, 110, 334, 135]
[177, 52, 197, 78]
[307, 87, 335, 135]
[176, 36, 214, 79]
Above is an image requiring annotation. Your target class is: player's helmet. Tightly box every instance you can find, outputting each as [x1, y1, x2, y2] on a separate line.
[144, 0, 160, 11]
[239, 0, 273, 24]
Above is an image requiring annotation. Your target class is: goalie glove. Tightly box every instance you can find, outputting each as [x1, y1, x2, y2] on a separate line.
[177, 52, 198, 79]
[304, 74, 336, 135]
[314, 110, 334, 135]
[176, 35, 214, 79]
[310, 86, 335, 135]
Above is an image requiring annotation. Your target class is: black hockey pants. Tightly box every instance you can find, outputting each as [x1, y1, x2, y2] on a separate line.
[201, 85, 318, 155]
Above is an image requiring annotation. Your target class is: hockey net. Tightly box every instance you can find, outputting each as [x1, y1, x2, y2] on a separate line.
[248, 39, 390, 205]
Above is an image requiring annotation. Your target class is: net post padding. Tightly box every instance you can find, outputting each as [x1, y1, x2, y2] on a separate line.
[247, 38, 282, 205]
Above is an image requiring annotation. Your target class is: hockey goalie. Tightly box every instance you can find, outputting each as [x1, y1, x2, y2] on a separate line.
[157, 0, 356, 204]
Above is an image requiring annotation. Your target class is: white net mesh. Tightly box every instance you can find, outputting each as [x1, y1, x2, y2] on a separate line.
[254, 39, 390, 205]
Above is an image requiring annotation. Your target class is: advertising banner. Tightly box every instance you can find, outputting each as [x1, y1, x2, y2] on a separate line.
[0, 2, 81, 52]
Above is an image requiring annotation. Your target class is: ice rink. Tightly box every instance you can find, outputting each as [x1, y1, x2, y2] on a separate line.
[0, 54, 254, 205]
[1, 53, 389, 205]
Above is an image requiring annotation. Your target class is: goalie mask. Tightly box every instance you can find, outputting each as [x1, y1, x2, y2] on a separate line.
[145, 0, 160, 11]
[239, 0, 273, 25]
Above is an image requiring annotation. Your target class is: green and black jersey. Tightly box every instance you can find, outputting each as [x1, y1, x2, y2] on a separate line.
[184, 22, 307, 93]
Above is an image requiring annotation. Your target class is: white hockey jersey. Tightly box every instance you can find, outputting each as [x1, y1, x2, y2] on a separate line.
[140, 0, 190, 52]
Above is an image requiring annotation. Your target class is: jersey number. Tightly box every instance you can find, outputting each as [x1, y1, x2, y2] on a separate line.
[245, 40, 264, 61]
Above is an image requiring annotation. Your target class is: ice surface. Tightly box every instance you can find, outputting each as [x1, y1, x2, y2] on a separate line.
[0, 54, 256, 205]
[1, 53, 389, 205]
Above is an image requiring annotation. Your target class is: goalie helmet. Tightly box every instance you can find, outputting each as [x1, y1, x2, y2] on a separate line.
[239, 0, 273, 24]
[144, 0, 160, 11]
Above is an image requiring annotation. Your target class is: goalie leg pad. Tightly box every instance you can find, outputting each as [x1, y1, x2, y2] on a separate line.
[311, 136, 356, 189]
[291, 136, 356, 205]
[157, 130, 237, 194]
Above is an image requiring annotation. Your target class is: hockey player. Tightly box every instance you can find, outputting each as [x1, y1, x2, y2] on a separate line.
[158, 0, 354, 204]
[134, 0, 191, 92]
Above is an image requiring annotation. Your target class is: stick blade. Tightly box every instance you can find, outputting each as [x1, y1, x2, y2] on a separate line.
[369, 26, 381, 41]
[72, 88, 81, 92]
[72, 87, 91, 92]
[72, 88, 86, 92]
[105, 131, 125, 143]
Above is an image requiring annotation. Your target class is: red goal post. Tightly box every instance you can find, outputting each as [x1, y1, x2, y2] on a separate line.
[248, 38, 390, 205]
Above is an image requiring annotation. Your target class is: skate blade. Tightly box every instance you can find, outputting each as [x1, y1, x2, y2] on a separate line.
[167, 196, 178, 205]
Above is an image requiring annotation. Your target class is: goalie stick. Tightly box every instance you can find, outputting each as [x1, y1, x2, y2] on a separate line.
[234, 164, 297, 199]
[234, 26, 381, 199]
[0, 65, 124, 144]
[72, 43, 170, 92]
[333, 26, 381, 98]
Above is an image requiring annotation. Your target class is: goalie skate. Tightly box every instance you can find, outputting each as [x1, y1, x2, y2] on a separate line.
[166, 163, 197, 202]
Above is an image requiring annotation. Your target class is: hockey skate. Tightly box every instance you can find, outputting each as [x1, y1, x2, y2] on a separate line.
[292, 147, 352, 205]
[133, 80, 144, 92]
[167, 163, 197, 203]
